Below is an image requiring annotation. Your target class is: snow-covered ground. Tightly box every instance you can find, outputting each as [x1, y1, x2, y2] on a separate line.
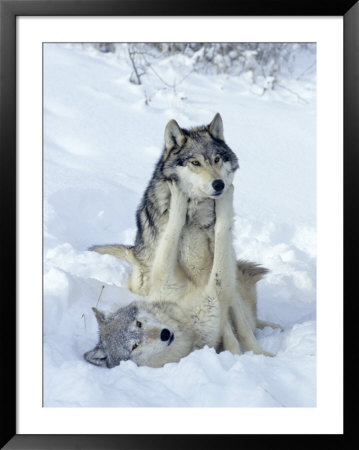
[43, 43, 316, 407]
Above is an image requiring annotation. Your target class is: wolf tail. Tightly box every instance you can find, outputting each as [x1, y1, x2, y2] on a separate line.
[236, 260, 269, 284]
[236, 260, 283, 330]
[89, 244, 138, 265]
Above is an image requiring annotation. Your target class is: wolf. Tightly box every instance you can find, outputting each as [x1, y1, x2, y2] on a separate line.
[85, 183, 273, 368]
[90, 113, 239, 296]
[88, 114, 279, 365]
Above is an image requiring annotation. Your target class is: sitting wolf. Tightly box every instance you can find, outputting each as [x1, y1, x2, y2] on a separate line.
[85, 184, 273, 368]
[91, 114, 275, 328]
[91, 113, 239, 296]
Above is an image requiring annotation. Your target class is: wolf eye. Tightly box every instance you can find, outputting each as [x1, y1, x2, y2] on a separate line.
[136, 321, 142, 328]
[132, 343, 138, 351]
[214, 156, 221, 163]
[191, 160, 201, 167]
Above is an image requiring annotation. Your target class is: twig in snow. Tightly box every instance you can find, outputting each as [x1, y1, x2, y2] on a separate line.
[276, 83, 309, 104]
[96, 285, 105, 307]
[295, 62, 316, 81]
[128, 47, 143, 85]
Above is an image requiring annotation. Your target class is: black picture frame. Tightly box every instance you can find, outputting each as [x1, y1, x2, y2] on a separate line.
[1, 0, 357, 448]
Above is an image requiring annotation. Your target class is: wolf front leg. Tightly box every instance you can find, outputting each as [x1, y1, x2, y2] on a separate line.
[205, 186, 241, 354]
[211, 186, 272, 356]
[149, 181, 188, 299]
[230, 301, 273, 356]
[209, 185, 237, 289]
[222, 321, 242, 355]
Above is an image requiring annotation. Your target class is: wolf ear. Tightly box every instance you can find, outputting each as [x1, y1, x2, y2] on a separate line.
[209, 113, 224, 140]
[92, 307, 110, 325]
[84, 345, 108, 367]
[164, 119, 186, 160]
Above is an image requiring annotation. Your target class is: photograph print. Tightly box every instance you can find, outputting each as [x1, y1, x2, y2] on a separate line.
[43, 42, 316, 407]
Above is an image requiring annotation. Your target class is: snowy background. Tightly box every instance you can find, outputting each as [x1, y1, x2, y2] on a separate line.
[43, 43, 316, 407]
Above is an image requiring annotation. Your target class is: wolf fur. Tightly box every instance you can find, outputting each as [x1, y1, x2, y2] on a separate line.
[87, 114, 280, 367]
[85, 183, 273, 368]
[91, 114, 277, 329]
[91, 113, 239, 295]
[84, 301, 195, 368]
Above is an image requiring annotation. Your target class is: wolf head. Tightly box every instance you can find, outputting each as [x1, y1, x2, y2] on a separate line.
[84, 301, 195, 368]
[162, 113, 239, 200]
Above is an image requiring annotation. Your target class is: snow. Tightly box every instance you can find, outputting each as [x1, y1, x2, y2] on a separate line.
[43, 43, 316, 407]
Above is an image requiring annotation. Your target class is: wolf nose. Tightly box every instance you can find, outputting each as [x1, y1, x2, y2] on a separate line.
[160, 329, 171, 341]
[212, 179, 225, 192]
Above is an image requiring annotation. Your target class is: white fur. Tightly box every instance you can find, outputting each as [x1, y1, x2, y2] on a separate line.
[147, 182, 272, 357]
[176, 159, 234, 199]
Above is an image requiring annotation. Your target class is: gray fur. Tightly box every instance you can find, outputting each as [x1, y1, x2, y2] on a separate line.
[133, 112, 238, 265]
[85, 304, 140, 368]
[84, 301, 195, 369]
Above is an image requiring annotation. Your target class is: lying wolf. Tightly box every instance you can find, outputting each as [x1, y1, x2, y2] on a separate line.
[85, 184, 273, 368]
[91, 113, 239, 296]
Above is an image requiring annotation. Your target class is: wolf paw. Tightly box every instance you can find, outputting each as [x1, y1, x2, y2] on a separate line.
[167, 181, 188, 219]
[215, 184, 234, 224]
